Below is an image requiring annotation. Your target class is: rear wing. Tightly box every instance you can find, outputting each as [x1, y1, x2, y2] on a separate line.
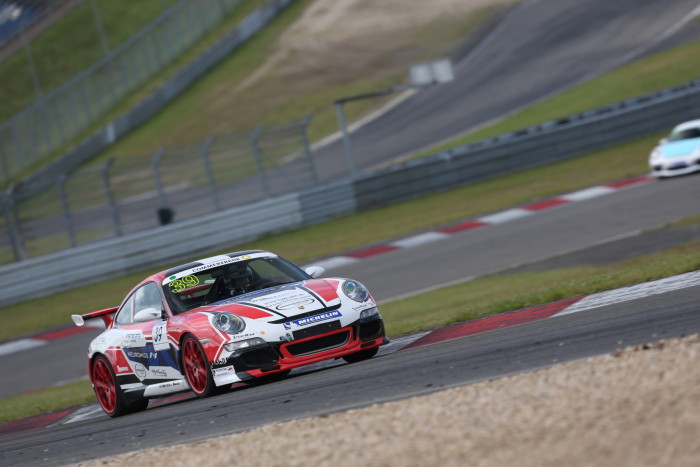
[71, 306, 119, 329]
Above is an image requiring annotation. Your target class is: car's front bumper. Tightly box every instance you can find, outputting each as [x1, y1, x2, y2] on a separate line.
[650, 156, 700, 178]
[212, 316, 386, 386]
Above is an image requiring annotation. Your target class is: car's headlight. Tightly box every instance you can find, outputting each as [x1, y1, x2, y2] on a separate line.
[343, 280, 369, 302]
[213, 313, 246, 334]
[224, 337, 265, 352]
[360, 307, 380, 320]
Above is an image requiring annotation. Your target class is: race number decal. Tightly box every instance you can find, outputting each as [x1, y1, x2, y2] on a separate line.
[168, 275, 200, 293]
[152, 321, 169, 351]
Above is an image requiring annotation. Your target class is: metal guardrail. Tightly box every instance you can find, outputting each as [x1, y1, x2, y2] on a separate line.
[0, 78, 699, 306]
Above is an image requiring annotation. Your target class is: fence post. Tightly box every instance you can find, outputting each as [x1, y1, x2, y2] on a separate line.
[3, 186, 27, 261]
[334, 101, 358, 177]
[199, 137, 221, 210]
[300, 114, 319, 185]
[102, 157, 122, 236]
[151, 148, 175, 225]
[57, 174, 77, 248]
[250, 126, 270, 197]
[0, 127, 9, 182]
[0, 193, 21, 262]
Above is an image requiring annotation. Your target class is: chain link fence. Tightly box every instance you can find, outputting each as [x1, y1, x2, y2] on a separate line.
[0, 0, 243, 185]
[0, 115, 347, 263]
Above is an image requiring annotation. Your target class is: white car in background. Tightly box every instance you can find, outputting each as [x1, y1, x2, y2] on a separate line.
[649, 119, 700, 178]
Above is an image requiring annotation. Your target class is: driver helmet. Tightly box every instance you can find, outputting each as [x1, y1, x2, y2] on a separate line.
[221, 264, 253, 294]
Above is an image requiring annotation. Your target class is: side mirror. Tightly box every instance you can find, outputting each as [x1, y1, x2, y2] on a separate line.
[305, 266, 326, 278]
[134, 307, 162, 323]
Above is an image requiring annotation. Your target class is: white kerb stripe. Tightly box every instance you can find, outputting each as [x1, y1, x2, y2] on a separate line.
[561, 186, 615, 202]
[308, 256, 359, 271]
[480, 208, 532, 225]
[555, 270, 700, 317]
[391, 232, 450, 249]
[0, 338, 47, 357]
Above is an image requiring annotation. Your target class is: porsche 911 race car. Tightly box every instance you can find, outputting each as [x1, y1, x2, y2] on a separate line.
[648, 119, 700, 178]
[72, 250, 387, 417]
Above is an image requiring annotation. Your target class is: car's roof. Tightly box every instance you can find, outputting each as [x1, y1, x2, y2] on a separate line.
[672, 119, 700, 132]
[162, 250, 270, 277]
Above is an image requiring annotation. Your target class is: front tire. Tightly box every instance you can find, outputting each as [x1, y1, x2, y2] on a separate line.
[92, 355, 148, 417]
[182, 335, 227, 397]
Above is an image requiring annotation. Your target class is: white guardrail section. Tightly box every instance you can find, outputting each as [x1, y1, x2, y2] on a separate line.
[1, 79, 699, 306]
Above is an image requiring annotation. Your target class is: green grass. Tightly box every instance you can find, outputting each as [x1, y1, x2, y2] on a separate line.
[2, 233, 698, 424]
[0, 379, 94, 424]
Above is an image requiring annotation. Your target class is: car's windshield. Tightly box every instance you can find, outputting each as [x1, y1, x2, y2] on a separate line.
[668, 127, 700, 142]
[162, 255, 310, 313]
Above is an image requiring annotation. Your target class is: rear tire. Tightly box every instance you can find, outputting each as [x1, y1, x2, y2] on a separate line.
[342, 347, 378, 363]
[92, 355, 148, 417]
[182, 335, 228, 397]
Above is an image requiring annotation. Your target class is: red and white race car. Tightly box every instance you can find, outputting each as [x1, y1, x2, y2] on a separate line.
[72, 250, 387, 417]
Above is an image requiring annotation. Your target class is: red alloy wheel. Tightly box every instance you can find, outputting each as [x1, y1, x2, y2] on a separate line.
[182, 337, 209, 395]
[92, 358, 117, 414]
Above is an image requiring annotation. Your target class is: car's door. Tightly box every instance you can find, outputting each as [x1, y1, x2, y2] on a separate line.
[116, 282, 182, 384]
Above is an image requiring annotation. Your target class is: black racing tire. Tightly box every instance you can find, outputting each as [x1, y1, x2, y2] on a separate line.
[342, 347, 379, 363]
[92, 355, 148, 417]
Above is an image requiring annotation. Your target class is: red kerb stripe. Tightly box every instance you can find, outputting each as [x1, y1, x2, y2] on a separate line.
[347, 245, 398, 258]
[605, 175, 652, 189]
[36, 326, 96, 341]
[0, 408, 76, 437]
[439, 220, 488, 234]
[523, 198, 569, 211]
[401, 297, 585, 350]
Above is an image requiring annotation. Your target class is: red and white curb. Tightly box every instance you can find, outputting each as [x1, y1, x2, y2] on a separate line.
[0, 320, 103, 357]
[402, 269, 700, 349]
[2, 268, 698, 435]
[311, 175, 653, 270]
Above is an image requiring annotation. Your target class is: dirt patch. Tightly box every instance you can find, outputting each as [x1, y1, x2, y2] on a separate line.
[206, 0, 511, 133]
[76, 334, 700, 466]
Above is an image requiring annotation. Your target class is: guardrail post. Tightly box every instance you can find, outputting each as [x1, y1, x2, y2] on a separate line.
[57, 173, 77, 248]
[300, 114, 319, 185]
[102, 157, 122, 236]
[199, 137, 221, 210]
[250, 126, 270, 197]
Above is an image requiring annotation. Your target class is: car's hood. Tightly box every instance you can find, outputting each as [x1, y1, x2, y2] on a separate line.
[200, 279, 341, 320]
[660, 138, 700, 158]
